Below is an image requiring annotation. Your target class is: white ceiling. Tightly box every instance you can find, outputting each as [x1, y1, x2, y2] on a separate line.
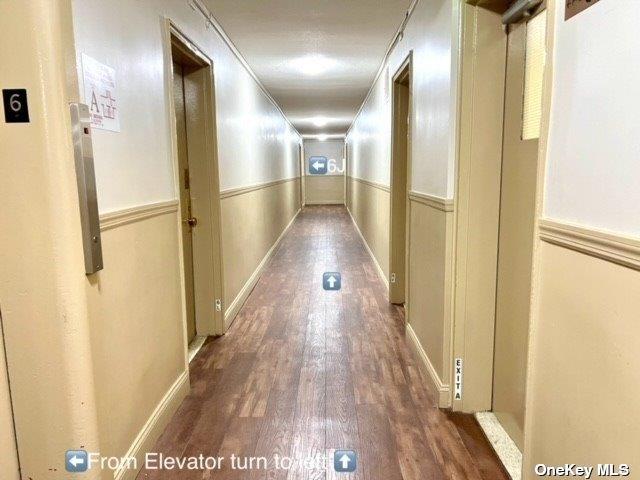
[204, 0, 413, 136]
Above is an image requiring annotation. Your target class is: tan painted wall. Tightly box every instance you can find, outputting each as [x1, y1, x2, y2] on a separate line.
[0, 324, 19, 480]
[87, 211, 187, 461]
[305, 176, 344, 205]
[221, 179, 301, 314]
[522, 0, 640, 474]
[346, 177, 390, 280]
[0, 2, 104, 478]
[304, 139, 344, 205]
[407, 200, 453, 387]
[524, 241, 640, 477]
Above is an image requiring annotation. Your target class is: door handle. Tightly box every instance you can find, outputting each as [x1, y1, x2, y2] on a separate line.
[183, 217, 198, 227]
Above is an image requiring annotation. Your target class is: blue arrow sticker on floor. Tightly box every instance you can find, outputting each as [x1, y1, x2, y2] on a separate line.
[334, 450, 357, 472]
[323, 272, 341, 291]
[309, 156, 328, 175]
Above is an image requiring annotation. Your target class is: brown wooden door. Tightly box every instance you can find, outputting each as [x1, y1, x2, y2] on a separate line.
[389, 66, 410, 305]
[173, 61, 197, 343]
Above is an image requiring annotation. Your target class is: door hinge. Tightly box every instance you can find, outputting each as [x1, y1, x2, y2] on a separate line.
[390, 273, 397, 284]
[215, 299, 222, 312]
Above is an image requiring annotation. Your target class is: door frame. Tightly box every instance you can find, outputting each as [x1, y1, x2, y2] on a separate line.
[343, 141, 348, 206]
[451, 0, 554, 415]
[299, 142, 305, 207]
[388, 52, 413, 308]
[163, 20, 225, 340]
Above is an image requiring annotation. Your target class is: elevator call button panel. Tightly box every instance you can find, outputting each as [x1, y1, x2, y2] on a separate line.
[70, 103, 103, 274]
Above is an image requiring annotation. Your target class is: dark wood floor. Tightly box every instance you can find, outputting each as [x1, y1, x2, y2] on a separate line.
[138, 205, 508, 480]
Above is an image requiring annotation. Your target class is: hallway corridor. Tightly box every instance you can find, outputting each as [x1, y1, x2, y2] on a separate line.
[3, 1, 640, 478]
[138, 206, 508, 480]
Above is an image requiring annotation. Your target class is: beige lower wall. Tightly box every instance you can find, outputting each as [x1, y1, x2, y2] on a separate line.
[0, 326, 19, 480]
[523, 240, 640, 478]
[346, 177, 390, 279]
[221, 178, 301, 314]
[407, 199, 453, 393]
[305, 175, 344, 204]
[87, 210, 187, 463]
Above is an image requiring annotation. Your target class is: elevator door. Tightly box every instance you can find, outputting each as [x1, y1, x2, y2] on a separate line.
[173, 62, 197, 343]
[492, 11, 545, 450]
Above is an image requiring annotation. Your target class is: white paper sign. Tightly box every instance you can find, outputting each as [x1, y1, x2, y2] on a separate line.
[82, 53, 120, 132]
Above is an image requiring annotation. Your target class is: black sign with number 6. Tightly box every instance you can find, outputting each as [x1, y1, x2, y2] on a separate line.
[3, 89, 30, 123]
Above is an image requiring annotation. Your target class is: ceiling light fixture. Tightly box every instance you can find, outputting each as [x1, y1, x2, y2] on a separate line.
[317, 134, 328, 141]
[289, 54, 337, 76]
[311, 116, 329, 127]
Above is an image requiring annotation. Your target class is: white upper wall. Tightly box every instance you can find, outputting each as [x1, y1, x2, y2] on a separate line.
[72, 0, 301, 214]
[346, 0, 459, 198]
[304, 139, 344, 176]
[543, 0, 640, 236]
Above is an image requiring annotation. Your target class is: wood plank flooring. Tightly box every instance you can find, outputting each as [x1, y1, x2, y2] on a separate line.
[137, 205, 509, 480]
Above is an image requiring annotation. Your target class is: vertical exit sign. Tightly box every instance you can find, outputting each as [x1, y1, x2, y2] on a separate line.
[566, 0, 601, 20]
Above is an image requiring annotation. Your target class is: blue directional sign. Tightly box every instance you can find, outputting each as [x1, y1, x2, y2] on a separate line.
[334, 450, 357, 473]
[66, 449, 89, 472]
[323, 272, 341, 291]
[309, 156, 328, 175]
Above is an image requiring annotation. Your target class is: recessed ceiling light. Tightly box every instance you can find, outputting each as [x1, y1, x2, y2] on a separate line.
[289, 54, 337, 76]
[311, 116, 328, 127]
[317, 134, 328, 141]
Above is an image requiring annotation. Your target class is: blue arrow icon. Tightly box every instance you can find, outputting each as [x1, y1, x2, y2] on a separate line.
[334, 450, 357, 472]
[309, 156, 328, 175]
[323, 272, 341, 290]
[66, 449, 88, 472]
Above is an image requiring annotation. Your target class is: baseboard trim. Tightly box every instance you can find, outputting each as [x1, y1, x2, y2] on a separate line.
[406, 323, 451, 408]
[115, 370, 190, 480]
[475, 412, 522, 480]
[346, 206, 389, 290]
[305, 201, 345, 205]
[187, 335, 207, 363]
[539, 218, 640, 271]
[100, 200, 179, 231]
[408, 191, 454, 212]
[223, 208, 301, 330]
